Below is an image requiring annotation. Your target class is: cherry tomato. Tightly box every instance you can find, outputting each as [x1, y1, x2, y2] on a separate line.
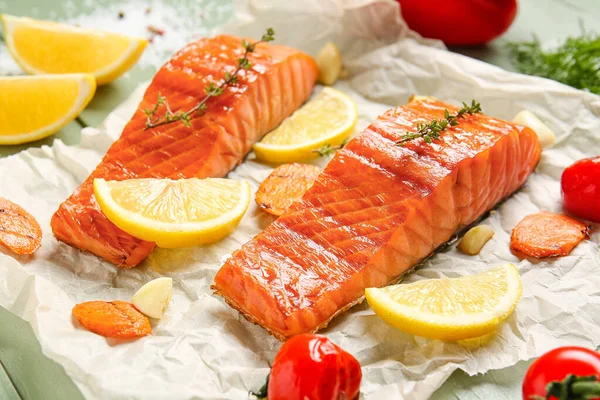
[523, 347, 600, 400]
[561, 156, 600, 223]
[267, 334, 362, 400]
[397, 0, 518, 45]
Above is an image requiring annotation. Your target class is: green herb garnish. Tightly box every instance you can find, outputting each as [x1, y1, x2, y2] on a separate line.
[396, 100, 482, 146]
[507, 33, 600, 94]
[312, 137, 351, 157]
[144, 28, 275, 130]
[249, 373, 269, 399]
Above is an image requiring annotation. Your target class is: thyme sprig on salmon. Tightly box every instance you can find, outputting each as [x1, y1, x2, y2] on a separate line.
[396, 100, 482, 146]
[144, 28, 275, 130]
[312, 137, 350, 157]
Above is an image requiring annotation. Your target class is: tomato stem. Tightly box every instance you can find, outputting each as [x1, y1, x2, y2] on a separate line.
[249, 373, 269, 399]
[544, 374, 600, 400]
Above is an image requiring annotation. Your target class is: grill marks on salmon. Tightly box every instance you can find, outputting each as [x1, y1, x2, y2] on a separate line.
[213, 98, 541, 340]
[51, 35, 318, 267]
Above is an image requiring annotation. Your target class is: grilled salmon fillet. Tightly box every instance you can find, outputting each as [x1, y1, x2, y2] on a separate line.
[51, 35, 318, 267]
[213, 97, 541, 339]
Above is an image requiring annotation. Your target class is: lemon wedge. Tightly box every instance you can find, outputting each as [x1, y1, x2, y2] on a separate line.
[93, 178, 251, 248]
[253, 87, 358, 163]
[1, 14, 147, 85]
[365, 264, 522, 341]
[0, 74, 96, 145]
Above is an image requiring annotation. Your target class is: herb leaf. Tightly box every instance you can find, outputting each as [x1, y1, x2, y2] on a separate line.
[249, 373, 269, 399]
[145, 28, 275, 130]
[396, 100, 482, 146]
[507, 33, 600, 94]
[312, 137, 351, 157]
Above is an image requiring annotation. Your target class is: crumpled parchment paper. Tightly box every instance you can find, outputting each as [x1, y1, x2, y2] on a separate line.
[1, 0, 600, 399]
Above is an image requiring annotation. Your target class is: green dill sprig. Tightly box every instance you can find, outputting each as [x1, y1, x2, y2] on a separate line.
[507, 33, 600, 94]
[396, 100, 482, 146]
[312, 137, 350, 157]
[144, 28, 275, 130]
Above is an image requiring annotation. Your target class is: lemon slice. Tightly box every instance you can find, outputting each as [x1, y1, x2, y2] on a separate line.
[365, 264, 522, 341]
[0, 74, 96, 145]
[93, 178, 251, 248]
[253, 87, 358, 163]
[1, 14, 147, 85]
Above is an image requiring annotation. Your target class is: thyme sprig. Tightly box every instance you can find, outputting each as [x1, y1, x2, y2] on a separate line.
[312, 137, 351, 157]
[144, 28, 275, 130]
[396, 100, 482, 146]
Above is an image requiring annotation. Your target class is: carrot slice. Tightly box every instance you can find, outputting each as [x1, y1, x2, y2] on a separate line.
[73, 300, 152, 339]
[256, 163, 321, 216]
[0, 197, 42, 255]
[510, 211, 590, 258]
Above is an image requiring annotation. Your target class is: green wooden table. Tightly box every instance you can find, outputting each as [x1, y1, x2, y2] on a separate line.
[0, 0, 598, 399]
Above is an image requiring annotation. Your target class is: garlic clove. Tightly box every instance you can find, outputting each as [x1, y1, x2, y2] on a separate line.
[457, 225, 495, 255]
[512, 110, 556, 148]
[132, 277, 173, 319]
[316, 42, 343, 86]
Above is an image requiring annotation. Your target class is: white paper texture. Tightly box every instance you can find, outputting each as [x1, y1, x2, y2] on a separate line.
[1, 1, 600, 399]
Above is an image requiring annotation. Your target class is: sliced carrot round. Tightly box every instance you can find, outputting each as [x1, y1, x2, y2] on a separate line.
[0, 197, 42, 255]
[256, 163, 321, 216]
[73, 300, 151, 339]
[510, 211, 590, 258]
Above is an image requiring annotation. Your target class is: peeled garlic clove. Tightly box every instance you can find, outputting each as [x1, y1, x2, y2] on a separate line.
[512, 110, 556, 148]
[316, 42, 343, 86]
[408, 95, 433, 104]
[457, 225, 495, 255]
[339, 68, 349, 79]
[132, 277, 172, 319]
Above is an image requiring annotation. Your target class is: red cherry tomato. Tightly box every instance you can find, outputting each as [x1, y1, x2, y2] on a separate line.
[267, 334, 362, 400]
[523, 347, 600, 400]
[397, 0, 518, 45]
[561, 156, 600, 223]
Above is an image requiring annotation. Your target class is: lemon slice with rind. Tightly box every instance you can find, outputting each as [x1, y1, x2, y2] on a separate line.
[1, 14, 147, 85]
[93, 178, 251, 248]
[0, 74, 96, 145]
[253, 87, 358, 163]
[365, 264, 522, 341]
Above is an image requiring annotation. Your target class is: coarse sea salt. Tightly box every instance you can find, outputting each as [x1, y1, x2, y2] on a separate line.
[0, 0, 233, 75]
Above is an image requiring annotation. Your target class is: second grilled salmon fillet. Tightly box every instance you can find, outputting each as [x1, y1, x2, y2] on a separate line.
[51, 35, 318, 267]
[213, 97, 541, 339]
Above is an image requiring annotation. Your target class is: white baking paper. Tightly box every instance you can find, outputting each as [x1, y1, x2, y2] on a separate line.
[1, 0, 600, 399]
